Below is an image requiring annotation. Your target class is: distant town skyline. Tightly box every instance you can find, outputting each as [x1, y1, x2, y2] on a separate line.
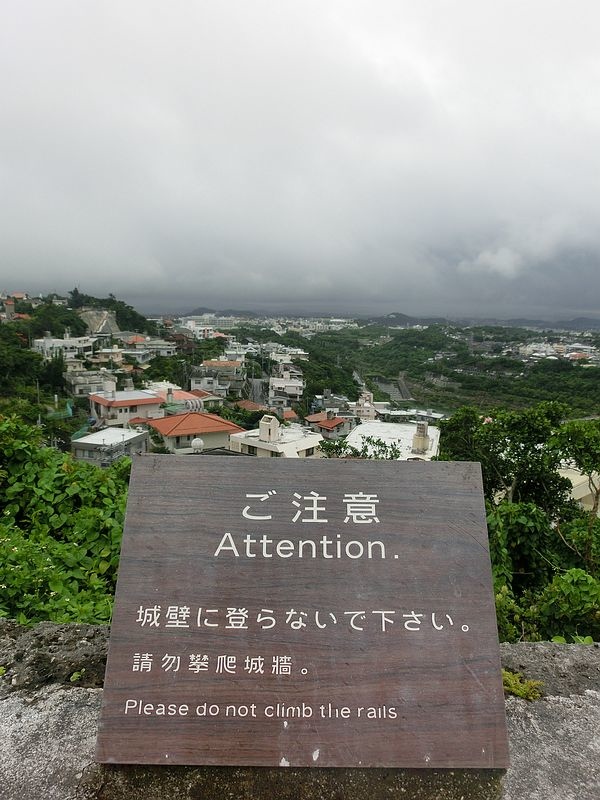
[2, 2, 600, 321]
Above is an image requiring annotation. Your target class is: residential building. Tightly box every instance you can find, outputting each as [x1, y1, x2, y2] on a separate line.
[380, 408, 446, 424]
[229, 415, 322, 458]
[268, 371, 304, 410]
[346, 390, 390, 420]
[89, 389, 164, 427]
[71, 426, 149, 467]
[89, 345, 124, 368]
[312, 389, 350, 411]
[65, 369, 119, 398]
[32, 332, 97, 362]
[145, 382, 222, 413]
[234, 399, 268, 413]
[305, 411, 357, 440]
[146, 412, 244, 454]
[192, 357, 246, 397]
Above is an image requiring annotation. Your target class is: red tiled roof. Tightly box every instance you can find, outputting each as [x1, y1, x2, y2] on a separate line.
[202, 359, 242, 368]
[154, 389, 199, 403]
[128, 417, 147, 425]
[235, 399, 267, 412]
[282, 409, 299, 421]
[190, 389, 216, 399]
[316, 417, 347, 430]
[146, 412, 244, 437]
[305, 412, 329, 423]
[89, 393, 162, 408]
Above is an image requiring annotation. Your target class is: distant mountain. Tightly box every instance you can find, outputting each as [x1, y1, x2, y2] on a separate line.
[454, 316, 600, 331]
[364, 312, 600, 332]
[219, 309, 261, 318]
[183, 306, 216, 316]
[362, 311, 451, 326]
[552, 317, 600, 331]
[181, 307, 262, 318]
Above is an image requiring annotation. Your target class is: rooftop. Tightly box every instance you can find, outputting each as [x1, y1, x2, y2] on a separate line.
[72, 427, 146, 446]
[89, 390, 162, 407]
[147, 412, 244, 437]
[345, 421, 441, 460]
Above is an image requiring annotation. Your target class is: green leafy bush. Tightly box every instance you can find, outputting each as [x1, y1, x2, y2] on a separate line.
[535, 569, 600, 641]
[0, 414, 129, 624]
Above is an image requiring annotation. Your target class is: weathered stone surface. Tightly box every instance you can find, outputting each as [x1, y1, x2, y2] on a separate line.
[1, 624, 599, 799]
[499, 641, 600, 697]
[502, 691, 600, 800]
[0, 619, 109, 697]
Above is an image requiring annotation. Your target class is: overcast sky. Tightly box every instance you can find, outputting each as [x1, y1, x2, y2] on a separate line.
[2, 1, 600, 319]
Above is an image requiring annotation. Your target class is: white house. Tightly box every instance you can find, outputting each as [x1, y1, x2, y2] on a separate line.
[268, 372, 305, 410]
[32, 332, 97, 362]
[89, 389, 165, 427]
[229, 415, 322, 458]
[71, 426, 149, 466]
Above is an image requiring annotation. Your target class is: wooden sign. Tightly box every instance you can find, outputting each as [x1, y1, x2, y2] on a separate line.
[96, 456, 509, 768]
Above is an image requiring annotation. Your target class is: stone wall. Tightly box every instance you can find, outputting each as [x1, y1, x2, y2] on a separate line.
[1, 621, 598, 799]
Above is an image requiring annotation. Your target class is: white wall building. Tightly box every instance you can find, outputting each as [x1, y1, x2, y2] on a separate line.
[268, 372, 304, 409]
[89, 389, 165, 427]
[71, 426, 149, 466]
[229, 415, 322, 458]
[32, 333, 97, 361]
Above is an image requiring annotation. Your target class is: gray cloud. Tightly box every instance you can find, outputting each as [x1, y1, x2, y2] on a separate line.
[2, 1, 600, 319]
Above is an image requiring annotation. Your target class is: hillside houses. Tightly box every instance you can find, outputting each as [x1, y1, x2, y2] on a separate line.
[191, 357, 246, 397]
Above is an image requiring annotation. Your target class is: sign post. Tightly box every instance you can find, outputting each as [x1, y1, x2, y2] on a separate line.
[96, 456, 509, 768]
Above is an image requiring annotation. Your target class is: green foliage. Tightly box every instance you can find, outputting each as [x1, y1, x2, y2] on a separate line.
[502, 669, 543, 700]
[39, 352, 66, 393]
[0, 324, 42, 395]
[439, 402, 570, 514]
[218, 404, 265, 430]
[551, 634, 595, 644]
[494, 585, 541, 642]
[25, 302, 88, 338]
[535, 569, 600, 641]
[441, 402, 600, 642]
[487, 502, 558, 593]
[319, 436, 401, 460]
[0, 414, 129, 624]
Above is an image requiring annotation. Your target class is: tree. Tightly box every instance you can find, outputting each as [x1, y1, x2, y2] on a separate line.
[320, 436, 402, 460]
[553, 419, 600, 518]
[0, 324, 42, 395]
[438, 402, 571, 514]
[551, 419, 600, 571]
[26, 302, 87, 338]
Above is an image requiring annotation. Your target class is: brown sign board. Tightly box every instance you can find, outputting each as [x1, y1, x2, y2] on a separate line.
[96, 455, 509, 768]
